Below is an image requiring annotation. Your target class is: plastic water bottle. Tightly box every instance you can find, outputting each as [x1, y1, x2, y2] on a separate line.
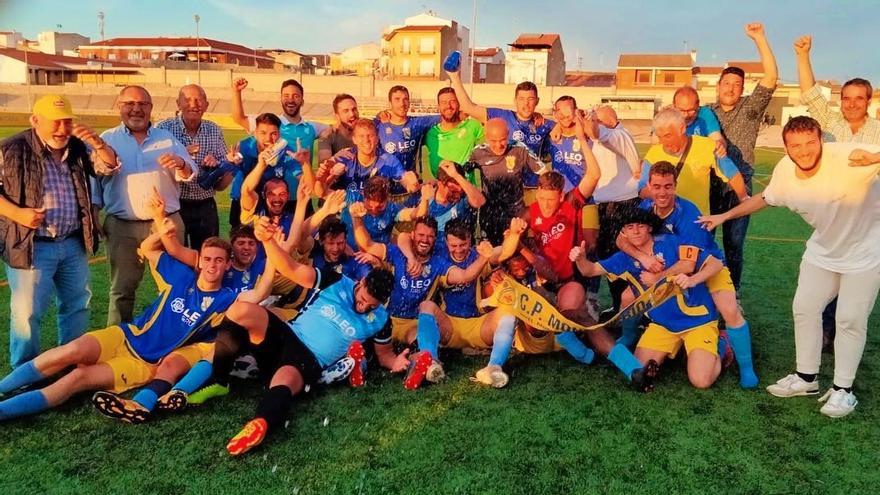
[443, 51, 461, 72]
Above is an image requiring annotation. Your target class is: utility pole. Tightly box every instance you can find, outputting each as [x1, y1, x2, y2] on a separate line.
[98, 11, 105, 42]
[194, 14, 201, 84]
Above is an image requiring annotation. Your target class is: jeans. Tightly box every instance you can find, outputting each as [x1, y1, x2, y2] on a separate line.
[5, 236, 91, 368]
[715, 173, 752, 292]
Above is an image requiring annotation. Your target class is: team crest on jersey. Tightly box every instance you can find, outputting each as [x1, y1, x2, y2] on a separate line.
[505, 155, 517, 172]
[512, 130, 525, 142]
[534, 217, 543, 226]
[384, 142, 397, 153]
[572, 139, 581, 152]
[241, 271, 251, 285]
[402, 127, 411, 139]
[200, 296, 214, 312]
[366, 312, 375, 322]
[275, 168, 284, 178]
[320, 305, 335, 318]
[665, 223, 674, 233]
[457, 128, 467, 138]
[170, 298, 186, 313]
[385, 126, 393, 135]
[529, 123, 536, 133]
[422, 264, 432, 277]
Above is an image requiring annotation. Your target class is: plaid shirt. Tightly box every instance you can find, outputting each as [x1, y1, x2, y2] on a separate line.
[38, 148, 80, 238]
[802, 84, 880, 144]
[711, 84, 775, 174]
[156, 116, 228, 201]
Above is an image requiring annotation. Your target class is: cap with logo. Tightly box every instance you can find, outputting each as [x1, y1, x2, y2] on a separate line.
[32, 94, 76, 120]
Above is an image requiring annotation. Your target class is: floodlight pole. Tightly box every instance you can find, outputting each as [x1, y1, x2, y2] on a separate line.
[194, 14, 201, 84]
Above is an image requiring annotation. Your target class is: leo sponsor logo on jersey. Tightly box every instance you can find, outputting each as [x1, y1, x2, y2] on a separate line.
[170, 297, 202, 326]
[539, 222, 567, 245]
[320, 304, 357, 336]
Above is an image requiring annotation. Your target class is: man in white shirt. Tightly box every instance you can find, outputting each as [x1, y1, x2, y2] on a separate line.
[699, 116, 880, 418]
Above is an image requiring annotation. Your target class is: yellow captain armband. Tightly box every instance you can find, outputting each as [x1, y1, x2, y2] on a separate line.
[581, 204, 599, 230]
[678, 245, 700, 263]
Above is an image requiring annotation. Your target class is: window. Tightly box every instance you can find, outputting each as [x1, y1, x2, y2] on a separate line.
[108, 53, 117, 60]
[401, 59, 410, 75]
[419, 37, 435, 54]
[401, 37, 410, 54]
[635, 70, 651, 85]
[663, 72, 676, 85]
[419, 59, 435, 76]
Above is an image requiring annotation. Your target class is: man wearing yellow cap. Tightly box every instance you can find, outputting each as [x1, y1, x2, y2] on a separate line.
[0, 94, 119, 369]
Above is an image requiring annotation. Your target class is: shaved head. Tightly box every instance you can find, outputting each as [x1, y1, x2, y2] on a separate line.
[485, 118, 509, 155]
[596, 106, 618, 128]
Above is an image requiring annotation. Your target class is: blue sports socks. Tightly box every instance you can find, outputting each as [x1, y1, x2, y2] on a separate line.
[554, 332, 595, 365]
[132, 379, 173, 411]
[727, 322, 758, 388]
[488, 316, 516, 367]
[617, 318, 641, 348]
[0, 361, 45, 395]
[172, 360, 215, 394]
[608, 343, 643, 380]
[0, 390, 49, 420]
[416, 313, 441, 360]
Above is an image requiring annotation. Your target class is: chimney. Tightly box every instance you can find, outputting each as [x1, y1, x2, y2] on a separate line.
[690, 49, 697, 64]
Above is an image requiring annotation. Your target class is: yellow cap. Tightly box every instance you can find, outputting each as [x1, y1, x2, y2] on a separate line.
[32, 94, 76, 120]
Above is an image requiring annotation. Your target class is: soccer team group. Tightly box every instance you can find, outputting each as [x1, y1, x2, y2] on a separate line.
[0, 23, 878, 456]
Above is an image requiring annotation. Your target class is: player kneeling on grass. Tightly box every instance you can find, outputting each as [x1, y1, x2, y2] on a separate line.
[0, 222, 239, 421]
[210, 217, 411, 456]
[570, 209, 725, 389]
[616, 161, 758, 388]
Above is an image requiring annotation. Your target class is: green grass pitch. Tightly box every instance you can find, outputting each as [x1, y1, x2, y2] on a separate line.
[0, 126, 877, 494]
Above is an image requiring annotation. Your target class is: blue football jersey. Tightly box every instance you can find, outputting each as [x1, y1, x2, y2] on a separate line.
[547, 134, 587, 193]
[233, 136, 303, 200]
[340, 190, 402, 249]
[290, 269, 391, 367]
[332, 149, 405, 197]
[440, 248, 483, 318]
[311, 244, 372, 280]
[223, 256, 267, 294]
[638, 197, 725, 261]
[124, 254, 237, 363]
[598, 235, 717, 332]
[376, 115, 440, 172]
[386, 244, 451, 319]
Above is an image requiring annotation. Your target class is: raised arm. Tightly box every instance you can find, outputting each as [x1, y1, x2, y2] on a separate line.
[446, 67, 489, 124]
[254, 216, 317, 288]
[440, 159, 485, 208]
[301, 189, 346, 238]
[240, 147, 273, 213]
[147, 187, 198, 267]
[576, 120, 602, 200]
[398, 182, 434, 222]
[495, 218, 527, 264]
[230, 78, 252, 132]
[745, 23, 778, 89]
[350, 202, 387, 259]
[445, 240, 494, 285]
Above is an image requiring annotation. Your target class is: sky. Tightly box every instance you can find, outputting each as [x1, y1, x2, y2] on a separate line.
[2, 0, 878, 84]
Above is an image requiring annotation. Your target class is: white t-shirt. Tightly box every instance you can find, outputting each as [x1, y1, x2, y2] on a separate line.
[591, 125, 640, 203]
[762, 142, 880, 272]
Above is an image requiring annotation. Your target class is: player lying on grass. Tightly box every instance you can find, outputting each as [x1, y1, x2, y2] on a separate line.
[88, 205, 277, 423]
[616, 161, 758, 388]
[205, 217, 411, 456]
[0, 220, 245, 420]
[571, 208, 724, 389]
[402, 217, 522, 389]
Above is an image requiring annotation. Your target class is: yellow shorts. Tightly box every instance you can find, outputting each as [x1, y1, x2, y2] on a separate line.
[637, 321, 719, 358]
[391, 316, 418, 343]
[90, 326, 157, 393]
[513, 326, 561, 354]
[166, 342, 214, 367]
[581, 204, 599, 230]
[444, 315, 491, 349]
[707, 266, 735, 293]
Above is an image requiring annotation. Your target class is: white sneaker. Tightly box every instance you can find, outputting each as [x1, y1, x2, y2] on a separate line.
[818, 388, 858, 418]
[472, 365, 509, 388]
[766, 373, 820, 397]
